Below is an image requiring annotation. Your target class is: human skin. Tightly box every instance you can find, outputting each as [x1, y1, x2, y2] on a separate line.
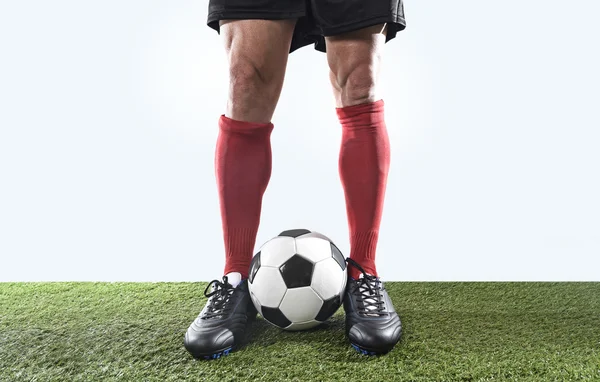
[219, 19, 387, 121]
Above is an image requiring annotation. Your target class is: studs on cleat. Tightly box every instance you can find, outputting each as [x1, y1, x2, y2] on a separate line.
[200, 347, 233, 360]
[351, 343, 377, 356]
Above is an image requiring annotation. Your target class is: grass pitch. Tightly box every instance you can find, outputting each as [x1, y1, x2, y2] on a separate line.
[0, 282, 598, 381]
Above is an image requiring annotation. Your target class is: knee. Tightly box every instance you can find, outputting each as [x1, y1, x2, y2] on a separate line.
[229, 59, 280, 104]
[330, 61, 379, 107]
[230, 59, 273, 93]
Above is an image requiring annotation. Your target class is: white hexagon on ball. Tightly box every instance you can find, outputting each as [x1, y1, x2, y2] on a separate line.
[279, 287, 323, 323]
[294, 236, 333, 263]
[286, 320, 321, 331]
[259, 236, 297, 267]
[250, 267, 287, 308]
[249, 291, 262, 316]
[311, 257, 347, 300]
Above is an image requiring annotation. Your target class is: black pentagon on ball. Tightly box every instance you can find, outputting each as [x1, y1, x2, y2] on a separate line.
[330, 243, 346, 270]
[248, 251, 261, 284]
[278, 228, 311, 238]
[279, 254, 314, 288]
[315, 294, 342, 321]
[261, 306, 291, 328]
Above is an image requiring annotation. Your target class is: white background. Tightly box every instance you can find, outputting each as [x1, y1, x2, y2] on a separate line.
[1, 0, 599, 282]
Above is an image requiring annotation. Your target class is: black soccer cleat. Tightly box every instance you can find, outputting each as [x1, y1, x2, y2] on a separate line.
[344, 258, 402, 355]
[184, 276, 256, 360]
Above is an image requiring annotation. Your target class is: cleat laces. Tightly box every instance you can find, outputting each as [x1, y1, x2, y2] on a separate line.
[346, 258, 386, 317]
[202, 276, 236, 319]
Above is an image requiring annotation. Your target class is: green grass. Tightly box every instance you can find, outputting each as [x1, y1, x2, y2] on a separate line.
[1, 282, 599, 382]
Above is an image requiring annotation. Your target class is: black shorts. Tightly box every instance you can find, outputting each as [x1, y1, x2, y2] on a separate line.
[207, 0, 406, 53]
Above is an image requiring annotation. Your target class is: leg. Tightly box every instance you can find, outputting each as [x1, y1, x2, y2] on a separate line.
[327, 24, 388, 108]
[217, 19, 296, 280]
[222, 19, 296, 123]
[326, 25, 402, 354]
[184, 19, 295, 360]
[328, 25, 401, 356]
[326, 24, 391, 279]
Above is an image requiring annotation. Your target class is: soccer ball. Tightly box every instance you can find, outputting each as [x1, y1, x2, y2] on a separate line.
[248, 229, 347, 331]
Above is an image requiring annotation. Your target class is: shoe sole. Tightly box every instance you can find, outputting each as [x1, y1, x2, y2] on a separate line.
[350, 342, 394, 356]
[190, 346, 235, 360]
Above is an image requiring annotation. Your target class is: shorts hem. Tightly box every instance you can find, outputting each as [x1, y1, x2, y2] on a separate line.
[207, 9, 306, 32]
[309, 14, 406, 53]
[320, 14, 406, 37]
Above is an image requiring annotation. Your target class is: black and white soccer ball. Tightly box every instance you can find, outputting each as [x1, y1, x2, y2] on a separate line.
[248, 229, 347, 331]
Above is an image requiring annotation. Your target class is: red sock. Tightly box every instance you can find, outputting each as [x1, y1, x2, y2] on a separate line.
[216, 115, 273, 279]
[337, 100, 391, 280]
